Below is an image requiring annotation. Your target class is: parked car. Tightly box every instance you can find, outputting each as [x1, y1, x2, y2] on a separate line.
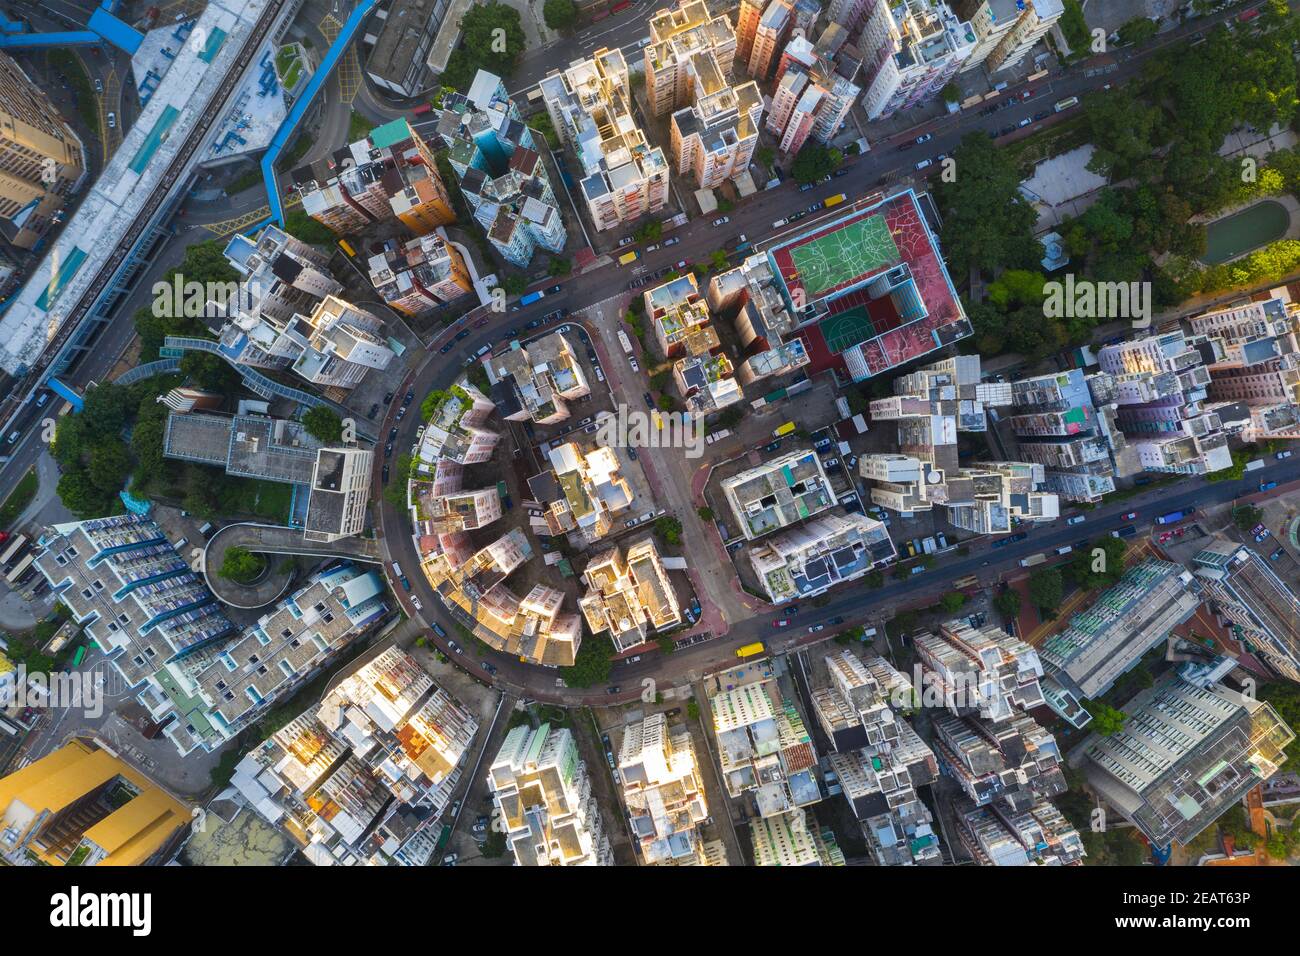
[607, 685, 621, 695]
[833, 168, 849, 178]
[545, 284, 562, 295]
[798, 182, 815, 192]
[1017, 117, 1032, 128]
[914, 133, 933, 144]
[618, 237, 634, 248]
[772, 619, 789, 628]
[807, 623, 825, 633]
[914, 158, 932, 171]
[1271, 547, 1285, 560]
[1277, 450, 1293, 459]
[663, 237, 680, 246]
[711, 216, 730, 226]
[481, 661, 498, 675]
[1123, 512, 1137, 520]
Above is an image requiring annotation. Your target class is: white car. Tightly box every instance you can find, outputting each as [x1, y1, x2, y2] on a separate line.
[410, 595, 422, 611]
[646, 243, 659, 252]
[711, 216, 730, 226]
[617, 237, 634, 248]
[1277, 450, 1293, 460]
[914, 158, 932, 171]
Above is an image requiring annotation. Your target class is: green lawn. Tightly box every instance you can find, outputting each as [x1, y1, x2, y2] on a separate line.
[0, 467, 38, 528]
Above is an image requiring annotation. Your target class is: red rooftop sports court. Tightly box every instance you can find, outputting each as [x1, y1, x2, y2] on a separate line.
[767, 189, 971, 381]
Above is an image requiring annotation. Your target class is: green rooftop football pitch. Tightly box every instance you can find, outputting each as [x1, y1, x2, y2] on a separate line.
[787, 214, 899, 298]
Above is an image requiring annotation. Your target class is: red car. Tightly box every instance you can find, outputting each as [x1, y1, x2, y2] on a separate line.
[772, 619, 789, 628]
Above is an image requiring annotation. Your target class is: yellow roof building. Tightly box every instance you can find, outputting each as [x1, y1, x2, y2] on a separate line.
[0, 740, 191, 866]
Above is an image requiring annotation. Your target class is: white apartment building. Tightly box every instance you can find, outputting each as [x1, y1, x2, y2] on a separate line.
[579, 538, 682, 652]
[489, 722, 613, 866]
[859, 0, 976, 120]
[540, 48, 670, 232]
[618, 713, 716, 865]
[485, 331, 590, 425]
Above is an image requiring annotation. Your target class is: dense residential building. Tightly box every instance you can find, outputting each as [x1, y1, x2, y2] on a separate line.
[217, 278, 396, 393]
[813, 650, 943, 865]
[489, 722, 613, 866]
[363, 0, 455, 96]
[213, 223, 342, 324]
[955, 0, 1062, 74]
[747, 0, 794, 79]
[1079, 663, 1294, 848]
[646, 1, 762, 189]
[750, 809, 846, 865]
[414, 381, 501, 470]
[177, 563, 389, 755]
[35, 518, 388, 757]
[486, 331, 590, 426]
[1189, 297, 1300, 442]
[766, 32, 861, 156]
[413, 461, 503, 535]
[161, 411, 373, 542]
[0, 740, 190, 866]
[735, 339, 811, 386]
[748, 511, 896, 603]
[367, 231, 473, 316]
[674, 348, 742, 412]
[0, 51, 86, 249]
[707, 661, 821, 819]
[301, 119, 455, 235]
[231, 647, 479, 865]
[33, 515, 236, 755]
[722, 448, 837, 540]
[422, 528, 584, 666]
[434, 71, 566, 266]
[1093, 331, 1236, 475]
[1008, 368, 1123, 503]
[863, 356, 1059, 530]
[644, 272, 715, 357]
[540, 49, 670, 231]
[1192, 538, 1300, 683]
[618, 712, 720, 864]
[708, 190, 971, 382]
[645, 1, 738, 116]
[858, 0, 976, 120]
[533, 442, 634, 544]
[1038, 559, 1202, 730]
[913, 620, 1084, 863]
[580, 539, 682, 653]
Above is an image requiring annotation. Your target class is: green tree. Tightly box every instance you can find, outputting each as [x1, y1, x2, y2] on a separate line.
[1234, 504, 1264, 531]
[547, 257, 572, 276]
[756, 146, 776, 169]
[634, 220, 663, 243]
[933, 132, 1040, 278]
[500, 275, 527, 296]
[542, 0, 578, 30]
[654, 516, 683, 546]
[940, 592, 967, 614]
[560, 634, 613, 688]
[697, 506, 714, 521]
[441, 2, 527, 88]
[302, 407, 343, 443]
[1027, 567, 1063, 612]
[940, 81, 961, 104]
[283, 209, 336, 245]
[790, 143, 842, 184]
[1058, 0, 1089, 55]
[1068, 536, 1128, 589]
[180, 350, 240, 392]
[219, 546, 266, 583]
[1085, 700, 1127, 736]
[993, 588, 1022, 620]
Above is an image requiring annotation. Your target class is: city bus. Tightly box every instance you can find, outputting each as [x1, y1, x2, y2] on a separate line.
[5, 552, 35, 585]
[736, 642, 765, 660]
[71, 645, 86, 668]
[337, 238, 357, 258]
[1053, 96, 1079, 113]
[824, 193, 847, 208]
[0, 533, 27, 567]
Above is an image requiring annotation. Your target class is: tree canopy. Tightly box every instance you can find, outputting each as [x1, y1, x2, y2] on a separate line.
[790, 143, 842, 184]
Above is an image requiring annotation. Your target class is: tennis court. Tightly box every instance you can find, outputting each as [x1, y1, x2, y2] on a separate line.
[788, 214, 899, 298]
